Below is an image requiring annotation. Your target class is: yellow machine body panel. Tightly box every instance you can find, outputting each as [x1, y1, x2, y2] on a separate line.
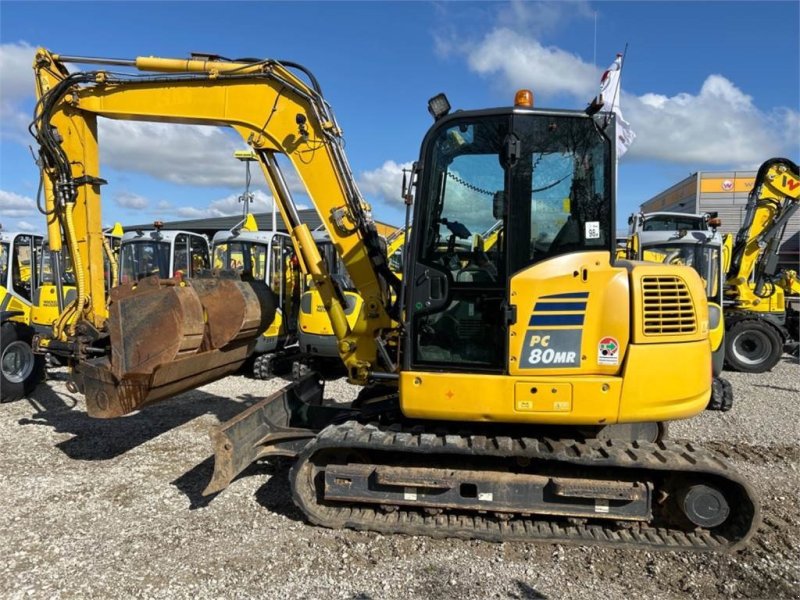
[0, 288, 32, 324]
[401, 252, 711, 424]
[508, 252, 630, 376]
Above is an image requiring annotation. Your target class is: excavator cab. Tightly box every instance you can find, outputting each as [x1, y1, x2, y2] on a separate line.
[405, 110, 612, 374]
[211, 228, 302, 378]
[118, 229, 210, 283]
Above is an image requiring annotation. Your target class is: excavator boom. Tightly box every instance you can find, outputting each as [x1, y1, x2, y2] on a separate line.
[32, 49, 397, 416]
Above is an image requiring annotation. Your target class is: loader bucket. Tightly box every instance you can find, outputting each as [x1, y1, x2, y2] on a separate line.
[204, 374, 356, 495]
[80, 274, 275, 418]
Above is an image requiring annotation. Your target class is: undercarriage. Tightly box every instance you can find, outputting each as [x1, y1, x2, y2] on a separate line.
[204, 376, 759, 552]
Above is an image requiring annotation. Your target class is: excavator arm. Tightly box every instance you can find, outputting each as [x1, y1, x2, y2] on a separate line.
[32, 49, 397, 416]
[726, 157, 800, 306]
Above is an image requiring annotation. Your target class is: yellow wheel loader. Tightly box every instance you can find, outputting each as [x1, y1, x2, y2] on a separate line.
[629, 158, 799, 373]
[31, 49, 758, 551]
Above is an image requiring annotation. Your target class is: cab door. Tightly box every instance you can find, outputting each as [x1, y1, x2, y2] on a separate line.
[406, 115, 512, 373]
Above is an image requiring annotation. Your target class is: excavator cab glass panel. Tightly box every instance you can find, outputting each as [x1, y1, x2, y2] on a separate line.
[119, 241, 171, 283]
[10, 235, 41, 301]
[40, 243, 76, 286]
[0, 242, 8, 288]
[213, 242, 268, 281]
[269, 235, 301, 332]
[508, 114, 611, 272]
[642, 215, 706, 232]
[172, 233, 210, 277]
[413, 115, 509, 370]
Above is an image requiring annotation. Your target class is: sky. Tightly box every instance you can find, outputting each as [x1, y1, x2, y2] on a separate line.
[1, 0, 798, 236]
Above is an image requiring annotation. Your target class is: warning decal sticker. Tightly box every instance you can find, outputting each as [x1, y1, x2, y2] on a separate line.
[597, 336, 619, 365]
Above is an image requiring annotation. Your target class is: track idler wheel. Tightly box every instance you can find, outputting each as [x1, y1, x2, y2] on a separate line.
[677, 484, 730, 528]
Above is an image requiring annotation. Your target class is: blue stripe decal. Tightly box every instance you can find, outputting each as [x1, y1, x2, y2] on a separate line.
[540, 292, 590, 299]
[533, 302, 587, 312]
[529, 314, 585, 326]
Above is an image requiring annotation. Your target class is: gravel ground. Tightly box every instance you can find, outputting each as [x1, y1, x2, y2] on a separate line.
[1, 356, 798, 599]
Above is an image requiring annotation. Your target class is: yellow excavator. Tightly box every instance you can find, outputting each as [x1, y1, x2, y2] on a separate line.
[32, 49, 758, 551]
[211, 214, 302, 379]
[627, 159, 799, 373]
[722, 157, 799, 370]
[292, 229, 369, 380]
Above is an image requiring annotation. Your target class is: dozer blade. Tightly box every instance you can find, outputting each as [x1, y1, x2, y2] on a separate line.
[204, 375, 355, 495]
[80, 274, 275, 418]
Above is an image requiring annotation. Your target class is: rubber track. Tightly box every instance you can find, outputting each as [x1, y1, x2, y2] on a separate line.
[290, 422, 760, 552]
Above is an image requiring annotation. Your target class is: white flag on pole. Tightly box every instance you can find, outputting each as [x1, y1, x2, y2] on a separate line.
[593, 53, 636, 157]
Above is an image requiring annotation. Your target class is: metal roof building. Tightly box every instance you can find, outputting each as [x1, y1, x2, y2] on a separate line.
[640, 169, 799, 271]
[127, 209, 398, 238]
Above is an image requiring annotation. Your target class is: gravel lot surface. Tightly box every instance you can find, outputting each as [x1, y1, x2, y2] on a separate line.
[1, 356, 798, 599]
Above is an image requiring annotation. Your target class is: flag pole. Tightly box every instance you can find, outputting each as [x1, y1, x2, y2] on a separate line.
[614, 44, 629, 217]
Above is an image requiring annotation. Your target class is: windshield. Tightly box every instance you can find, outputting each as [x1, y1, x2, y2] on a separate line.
[120, 241, 171, 283]
[643, 215, 706, 232]
[643, 243, 721, 301]
[213, 241, 268, 281]
[39, 246, 76, 285]
[419, 113, 612, 277]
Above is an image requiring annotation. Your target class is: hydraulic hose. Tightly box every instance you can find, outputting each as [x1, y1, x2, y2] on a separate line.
[102, 234, 118, 302]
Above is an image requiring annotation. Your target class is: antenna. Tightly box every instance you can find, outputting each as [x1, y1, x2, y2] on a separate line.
[235, 149, 257, 221]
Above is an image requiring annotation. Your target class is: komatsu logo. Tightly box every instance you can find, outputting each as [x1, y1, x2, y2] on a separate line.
[519, 292, 586, 369]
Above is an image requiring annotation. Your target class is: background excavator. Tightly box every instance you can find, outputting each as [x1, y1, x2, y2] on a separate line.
[628, 157, 799, 373]
[1, 228, 45, 400]
[31, 48, 758, 551]
[118, 225, 210, 284]
[723, 158, 799, 370]
[211, 215, 302, 379]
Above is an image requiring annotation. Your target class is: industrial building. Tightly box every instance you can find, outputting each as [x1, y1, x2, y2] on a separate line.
[640, 169, 799, 270]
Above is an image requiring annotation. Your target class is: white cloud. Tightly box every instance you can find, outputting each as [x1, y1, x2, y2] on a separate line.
[0, 190, 37, 217]
[467, 28, 598, 98]
[358, 160, 413, 205]
[166, 189, 276, 219]
[0, 42, 35, 108]
[14, 220, 38, 232]
[114, 192, 149, 210]
[624, 75, 799, 165]
[495, 1, 594, 39]
[453, 25, 799, 165]
[97, 120, 310, 193]
[0, 42, 37, 143]
[99, 121, 249, 187]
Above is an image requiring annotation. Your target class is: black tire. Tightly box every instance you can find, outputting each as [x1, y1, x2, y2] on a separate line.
[252, 353, 275, 380]
[724, 319, 784, 373]
[1, 322, 46, 402]
[291, 360, 313, 382]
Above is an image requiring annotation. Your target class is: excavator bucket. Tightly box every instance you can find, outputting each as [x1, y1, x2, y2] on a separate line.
[78, 274, 275, 418]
